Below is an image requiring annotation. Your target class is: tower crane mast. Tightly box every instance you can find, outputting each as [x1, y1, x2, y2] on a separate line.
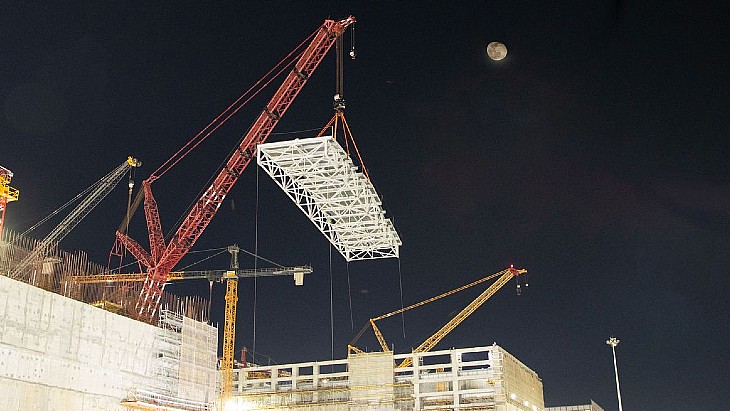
[221, 245, 240, 398]
[115, 17, 356, 320]
[65, 252, 310, 398]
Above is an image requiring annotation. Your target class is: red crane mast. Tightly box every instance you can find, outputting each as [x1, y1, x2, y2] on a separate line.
[117, 16, 356, 320]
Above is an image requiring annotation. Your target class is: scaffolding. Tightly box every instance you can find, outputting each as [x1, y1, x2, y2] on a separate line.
[121, 389, 212, 411]
[257, 136, 401, 262]
[147, 310, 218, 404]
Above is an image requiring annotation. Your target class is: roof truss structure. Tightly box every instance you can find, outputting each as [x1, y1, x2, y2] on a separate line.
[257, 136, 401, 262]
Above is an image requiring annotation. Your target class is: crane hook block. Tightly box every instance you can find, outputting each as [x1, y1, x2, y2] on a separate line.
[127, 156, 142, 167]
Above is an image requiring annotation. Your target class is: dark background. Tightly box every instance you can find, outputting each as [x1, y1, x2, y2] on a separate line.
[3, 1, 729, 409]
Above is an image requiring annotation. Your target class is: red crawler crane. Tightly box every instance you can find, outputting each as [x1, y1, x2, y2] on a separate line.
[115, 16, 356, 321]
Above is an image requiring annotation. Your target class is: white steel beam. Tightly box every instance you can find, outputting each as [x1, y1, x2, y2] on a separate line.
[257, 136, 401, 261]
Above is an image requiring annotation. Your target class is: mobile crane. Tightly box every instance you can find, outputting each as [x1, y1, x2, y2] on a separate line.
[348, 266, 526, 368]
[114, 17, 356, 323]
[9, 157, 140, 279]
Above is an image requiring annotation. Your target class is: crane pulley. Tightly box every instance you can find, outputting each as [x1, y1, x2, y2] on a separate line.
[348, 265, 526, 368]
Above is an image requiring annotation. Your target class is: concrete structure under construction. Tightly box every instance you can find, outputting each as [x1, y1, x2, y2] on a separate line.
[0, 274, 218, 410]
[227, 344, 543, 411]
[1, 235, 545, 411]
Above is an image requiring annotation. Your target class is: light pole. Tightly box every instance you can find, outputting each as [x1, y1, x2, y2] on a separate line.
[606, 337, 624, 411]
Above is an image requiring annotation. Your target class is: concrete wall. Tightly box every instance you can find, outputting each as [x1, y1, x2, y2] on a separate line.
[498, 345, 545, 410]
[0, 275, 157, 410]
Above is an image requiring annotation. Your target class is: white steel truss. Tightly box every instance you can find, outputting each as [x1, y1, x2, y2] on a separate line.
[257, 136, 401, 262]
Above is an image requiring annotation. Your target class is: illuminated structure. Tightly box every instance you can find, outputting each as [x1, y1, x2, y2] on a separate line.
[0, 274, 217, 410]
[606, 337, 624, 411]
[227, 344, 543, 411]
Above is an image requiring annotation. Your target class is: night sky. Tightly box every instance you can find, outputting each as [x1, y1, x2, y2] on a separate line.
[3, 2, 730, 410]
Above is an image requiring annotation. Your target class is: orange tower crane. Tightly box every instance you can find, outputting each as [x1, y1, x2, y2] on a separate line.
[349, 266, 526, 368]
[71, 254, 310, 399]
[0, 165, 20, 241]
[113, 16, 356, 322]
[221, 245, 240, 398]
[67, 252, 310, 398]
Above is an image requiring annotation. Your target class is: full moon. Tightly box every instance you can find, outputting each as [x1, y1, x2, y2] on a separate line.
[487, 42, 508, 61]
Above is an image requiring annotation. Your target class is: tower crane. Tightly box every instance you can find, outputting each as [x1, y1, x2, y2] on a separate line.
[114, 16, 356, 322]
[348, 266, 526, 368]
[0, 165, 19, 241]
[69, 246, 311, 398]
[9, 157, 140, 279]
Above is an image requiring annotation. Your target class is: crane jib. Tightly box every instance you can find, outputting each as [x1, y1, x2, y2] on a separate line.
[10, 158, 139, 280]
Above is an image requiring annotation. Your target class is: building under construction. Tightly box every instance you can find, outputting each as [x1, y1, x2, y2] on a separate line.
[0, 231, 217, 410]
[0, 229, 543, 411]
[1, 14, 549, 411]
[0, 266, 543, 410]
[228, 345, 543, 411]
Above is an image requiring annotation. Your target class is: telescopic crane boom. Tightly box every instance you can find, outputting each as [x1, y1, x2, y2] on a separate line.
[115, 16, 356, 321]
